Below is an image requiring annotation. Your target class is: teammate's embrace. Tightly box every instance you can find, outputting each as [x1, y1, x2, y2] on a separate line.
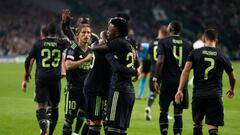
[21, 22, 69, 135]
[175, 29, 236, 135]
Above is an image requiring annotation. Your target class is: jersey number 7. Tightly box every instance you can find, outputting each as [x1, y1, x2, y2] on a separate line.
[204, 57, 215, 80]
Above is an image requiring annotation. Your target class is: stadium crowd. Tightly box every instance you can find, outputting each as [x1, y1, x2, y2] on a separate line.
[0, 0, 240, 58]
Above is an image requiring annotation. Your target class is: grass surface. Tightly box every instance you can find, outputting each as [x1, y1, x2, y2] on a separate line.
[0, 62, 240, 135]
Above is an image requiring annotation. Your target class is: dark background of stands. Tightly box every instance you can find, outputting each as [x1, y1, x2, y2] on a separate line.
[0, 0, 239, 59]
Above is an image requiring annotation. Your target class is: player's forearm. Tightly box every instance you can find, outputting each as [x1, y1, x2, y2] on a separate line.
[62, 23, 75, 41]
[153, 55, 164, 79]
[92, 45, 110, 52]
[178, 70, 190, 92]
[106, 54, 137, 76]
[24, 56, 34, 81]
[112, 64, 137, 76]
[65, 59, 87, 70]
[228, 72, 236, 91]
[29, 58, 34, 74]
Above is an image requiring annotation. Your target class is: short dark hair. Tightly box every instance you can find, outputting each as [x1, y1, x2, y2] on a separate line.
[40, 25, 48, 37]
[47, 22, 57, 35]
[204, 29, 218, 41]
[169, 21, 182, 34]
[77, 17, 91, 25]
[116, 12, 130, 22]
[109, 18, 129, 37]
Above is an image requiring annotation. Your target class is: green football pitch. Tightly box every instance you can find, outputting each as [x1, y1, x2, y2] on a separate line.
[0, 62, 239, 135]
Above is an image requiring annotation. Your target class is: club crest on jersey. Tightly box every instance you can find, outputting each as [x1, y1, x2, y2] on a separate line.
[79, 55, 83, 58]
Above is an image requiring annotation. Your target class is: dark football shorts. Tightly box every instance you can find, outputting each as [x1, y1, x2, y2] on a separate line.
[64, 84, 85, 120]
[142, 59, 151, 73]
[192, 97, 224, 126]
[84, 91, 107, 121]
[105, 90, 135, 129]
[159, 80, 189, 112]
[35, 79, 61, 106]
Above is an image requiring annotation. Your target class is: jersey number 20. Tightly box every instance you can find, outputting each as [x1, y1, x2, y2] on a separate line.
[41, 49, 61, 68]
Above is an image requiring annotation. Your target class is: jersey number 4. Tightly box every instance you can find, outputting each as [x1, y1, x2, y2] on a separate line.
[173, 45, 183, 67]
[41, 49, 61, 68]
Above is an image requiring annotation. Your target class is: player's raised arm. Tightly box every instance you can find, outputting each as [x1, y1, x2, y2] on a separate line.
[175, 61, 192, 104]
[61, 9, 75, 41]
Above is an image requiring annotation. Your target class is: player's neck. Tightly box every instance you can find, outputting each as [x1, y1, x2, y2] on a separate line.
[205, 41, 216, 48]
[79, 43, 88, 51]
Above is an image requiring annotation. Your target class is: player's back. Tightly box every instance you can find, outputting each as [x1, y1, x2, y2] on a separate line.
[159, 35, 192, 82]
[33, 37, 67, 80]
[189, 47, 233, 98]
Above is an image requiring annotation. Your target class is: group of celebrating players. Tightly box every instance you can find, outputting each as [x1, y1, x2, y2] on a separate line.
[21, 9, 236, 135]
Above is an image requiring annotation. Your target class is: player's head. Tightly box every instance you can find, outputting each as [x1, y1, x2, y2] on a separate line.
[107, 18, 129, 41]
[158, 25, 168, 39]
[76, 24, 91, 45]
[77, 17, 91, 27]
[116, 12, 130, 22]
[167, 21, 182, 35]
[40, 25, 48, 39]
[203, 29, 218, 46]
[47, 22, 57, 36]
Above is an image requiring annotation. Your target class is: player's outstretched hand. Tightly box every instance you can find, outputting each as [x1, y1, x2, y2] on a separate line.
[226, 89, 234, 98]
[100, 31, 108, 43]
[61, 9, 71, 25]
[21, 80, 27, 93]
[153, 82, 160, 95]
[175, 90, 183, 104]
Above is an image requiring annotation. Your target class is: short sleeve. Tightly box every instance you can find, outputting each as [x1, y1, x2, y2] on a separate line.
[222, 55, 233, 73]
[187, 50, 194, 62]
[65, 47, 76, 61]
[28, 42, 38, 59]
[157, 40, 165, 55]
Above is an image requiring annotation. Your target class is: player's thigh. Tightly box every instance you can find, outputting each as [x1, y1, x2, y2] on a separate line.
[49, 81, 61, 106]
[35, 80, 49, 103]
[205, 97, 224, 126]
[173, 88, 189, 110]
[106, 91, 135, 129]
[142, 60, 151, 74]
[85, 93, 105, 121]
[159, 82, 177, 112]
[192, 98, 205, 124]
